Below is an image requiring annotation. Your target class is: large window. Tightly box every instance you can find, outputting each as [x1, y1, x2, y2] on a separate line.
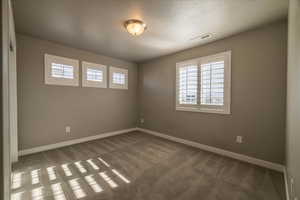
[44, 54, 79, 86]
[82, 61, 107, 88]
[176, 51, 231, 114]
[109, 67, 128, 89]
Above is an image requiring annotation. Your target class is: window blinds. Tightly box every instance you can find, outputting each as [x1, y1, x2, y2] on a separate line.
[200, 61, 224, 105]
[113, 72, 125, 85]
[177, 61, 226, 106]
[87, 68, 103, 82]
[51, 63, 74, 79]
[178, 65, 198, 104]
[176, 51, 230, 114]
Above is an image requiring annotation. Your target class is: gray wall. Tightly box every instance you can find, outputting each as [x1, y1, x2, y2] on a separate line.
[17, 34, 138, 150]
[287, 0, 300, 198]
[1, 3, 3, 195]
[138, 21, 287, 164]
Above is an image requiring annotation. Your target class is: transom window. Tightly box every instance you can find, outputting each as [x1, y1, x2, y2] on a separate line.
[109, 67, 128, 89]
[82, 61, 107, 88]
[176, 51, 231, 114]
[113, 72, 126, 85]
[51, 63, 74, 79]
[44, 54, 79, 86]
[87, 68, 103, 82]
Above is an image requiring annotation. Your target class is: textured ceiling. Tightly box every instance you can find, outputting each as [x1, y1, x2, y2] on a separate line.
[14, 0, 288, 62]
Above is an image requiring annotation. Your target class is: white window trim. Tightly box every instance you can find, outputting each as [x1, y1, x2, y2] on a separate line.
[44, 54, 79, 86]
[109, 66, 128, 90]
[176, 51, 231, 114]
[82, 61, 107, 88]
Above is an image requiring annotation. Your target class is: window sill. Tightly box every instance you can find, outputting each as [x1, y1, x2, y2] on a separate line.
[176, 106, 230, 115]
[109, 85, 128, 90]
[45, 79, 79, 87]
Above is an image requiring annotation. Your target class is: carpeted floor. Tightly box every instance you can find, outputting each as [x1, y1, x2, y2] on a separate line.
[12, 131, 286, 200]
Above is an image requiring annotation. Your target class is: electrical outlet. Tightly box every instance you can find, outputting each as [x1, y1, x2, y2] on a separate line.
[65, 126, 71, 134]
[236, 136, 243, 143]
[291, 178, 295, 196]
[140, 118, 144, 124]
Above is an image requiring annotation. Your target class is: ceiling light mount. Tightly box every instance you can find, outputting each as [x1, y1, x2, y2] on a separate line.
[124, 19, 147, 36]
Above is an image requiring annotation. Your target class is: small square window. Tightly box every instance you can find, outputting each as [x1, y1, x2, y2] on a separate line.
[51, 63, 74, 79]
[44, 54, 79, 86]
[112, 72, 126, 85]
[82, 61, 107, 88]
[109, 67, 128, 89]
[87, 68, 103, 82]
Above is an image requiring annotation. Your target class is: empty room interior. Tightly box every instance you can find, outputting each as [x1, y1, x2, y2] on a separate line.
[1, 0, 300, 200]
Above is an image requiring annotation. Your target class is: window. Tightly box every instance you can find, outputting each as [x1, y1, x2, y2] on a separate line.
[176, 51, 231, 114]
[113, 73, 125, 85]
[87, 68, 102, 82]
[82, 61, 107, 88]
[109, 67, 128, 89]
[178, 64, 198, 105]
[200, 61, 224, 105]
[51, 63, 74, 79]
[44, 54, 79, 86]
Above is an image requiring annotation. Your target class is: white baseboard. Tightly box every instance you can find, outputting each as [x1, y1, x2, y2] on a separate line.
[19, 128, 138, 156]
[19, 126, 285, 173]
[137, 128, 285, 172]
[284, 168, 291, 200]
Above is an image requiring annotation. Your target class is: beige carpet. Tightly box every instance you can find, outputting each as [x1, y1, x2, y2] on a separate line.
[12, 131, 286, 200]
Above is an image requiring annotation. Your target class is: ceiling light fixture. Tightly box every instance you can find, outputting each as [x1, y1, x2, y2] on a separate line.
[124, 19, 147, 36]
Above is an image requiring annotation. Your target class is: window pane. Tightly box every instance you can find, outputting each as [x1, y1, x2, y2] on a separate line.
[87, 68, 103, 82]
[200, 61, 224, 105]
[179, 65, 198, 104]
[51, 63, 74, 79]
[113, 72, 125, 85]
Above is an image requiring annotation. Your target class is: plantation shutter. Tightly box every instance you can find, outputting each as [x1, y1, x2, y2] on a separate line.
[178, 64, 198, 105]
[200, 61, 225, 105]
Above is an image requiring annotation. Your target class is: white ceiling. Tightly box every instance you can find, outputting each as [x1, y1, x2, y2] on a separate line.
[14, 0, 288, 62]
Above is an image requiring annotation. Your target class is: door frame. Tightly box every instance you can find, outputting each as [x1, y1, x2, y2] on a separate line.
[2, 0, 15, 199]
[8, 0, 18, 164]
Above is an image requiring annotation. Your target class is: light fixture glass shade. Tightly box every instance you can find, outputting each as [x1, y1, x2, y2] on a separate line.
[124, 19, 147, 36]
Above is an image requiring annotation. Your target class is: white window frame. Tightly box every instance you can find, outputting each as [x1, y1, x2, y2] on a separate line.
[44, 54, 79, 86]
[109, 66, 128, 90]
[176, 51, 231, 114]
[82, 61, 107, 88]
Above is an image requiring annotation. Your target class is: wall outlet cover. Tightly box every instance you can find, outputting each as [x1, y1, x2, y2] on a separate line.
[140, 118, 145, 124]
[236, 136, 243, 143]
[66, 126, 71, 133]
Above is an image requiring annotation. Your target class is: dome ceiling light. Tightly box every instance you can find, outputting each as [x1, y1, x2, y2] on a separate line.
[124, 19, 147, 36]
